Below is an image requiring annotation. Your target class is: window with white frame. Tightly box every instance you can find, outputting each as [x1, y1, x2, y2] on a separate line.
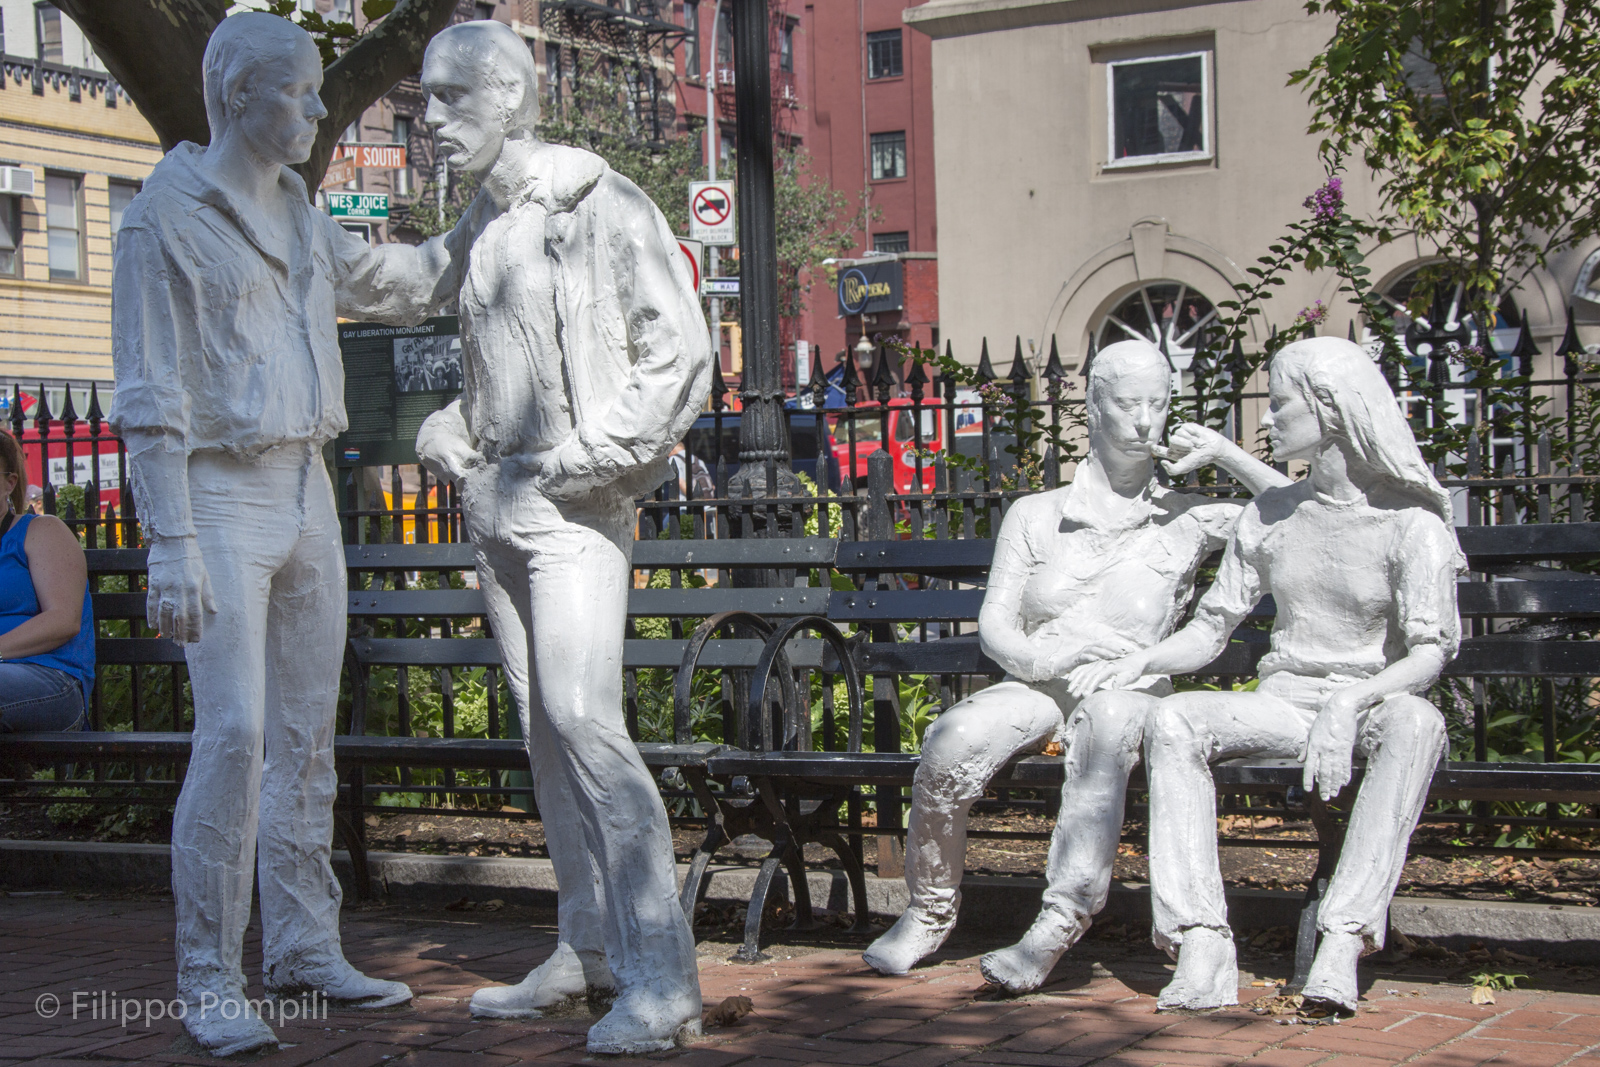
[0, 196, 20, 277]
[684, 1, 700, 76]
[45, 172, 82, 281]
[1107, 51, 1210, 166]
[392, 118, 413, 197]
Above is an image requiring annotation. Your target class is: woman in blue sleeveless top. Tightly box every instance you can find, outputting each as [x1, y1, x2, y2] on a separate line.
[0, 430, 94, 731]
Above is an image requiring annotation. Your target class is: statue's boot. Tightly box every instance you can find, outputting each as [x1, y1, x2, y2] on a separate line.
[1157, 927, 1239, 1011]
[862, 896, 959, 976]
[180, 983, 279, 1058]
[265, 954, 412, 1009]
[1299, 931, 1363, 1016]
[980, 910, 1090, 993]
[584, 990, 702, 1054]
[470, 943, 616, 1019]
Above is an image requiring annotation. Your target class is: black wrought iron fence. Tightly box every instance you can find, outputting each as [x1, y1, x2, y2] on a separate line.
[9, 317, 1600, 856]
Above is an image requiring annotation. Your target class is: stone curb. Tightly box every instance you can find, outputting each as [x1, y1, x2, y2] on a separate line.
[4, 838, 1598, 961]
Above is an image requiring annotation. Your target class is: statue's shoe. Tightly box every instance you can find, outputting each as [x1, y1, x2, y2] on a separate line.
[585, 991, 702, 1054]
[265, 956, 412, 1009]
[979, 911, 1089, 994]
[1157, 927, 1239, 1011]
[180, 987, 279, 1058]
[862, 897, 959, 976]
[1299, 931, 1363, 1016]
[470, 944, 616, 1019]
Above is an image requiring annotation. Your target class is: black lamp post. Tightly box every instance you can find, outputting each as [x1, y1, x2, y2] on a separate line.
[726, 0, 798, 519]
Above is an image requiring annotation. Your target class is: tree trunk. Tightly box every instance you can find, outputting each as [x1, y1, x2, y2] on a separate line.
[54, 0, 458, 195]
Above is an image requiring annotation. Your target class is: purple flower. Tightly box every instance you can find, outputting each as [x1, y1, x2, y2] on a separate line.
[1302, 177, 1344, 224]
[1294, 300, 1330, 327]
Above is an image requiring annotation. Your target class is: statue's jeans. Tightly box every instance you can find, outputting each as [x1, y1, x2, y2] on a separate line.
[1146, 673, 1447, 955]
[171, 446, 347, 996]
[905, 679, 1162, 928]
[462, 459, 699, 1011]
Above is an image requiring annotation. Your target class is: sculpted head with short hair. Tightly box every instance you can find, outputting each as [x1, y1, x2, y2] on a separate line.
[422, 21, 540, 181]
[1085, 339, 1172, 461]
[201, 13, 327, 172]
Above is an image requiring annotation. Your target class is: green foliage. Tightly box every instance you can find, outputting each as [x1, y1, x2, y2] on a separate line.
[262, 0, 366, 67]
[1291, 0, 1600, 329]
[538, 55, 700, 234]
[1471, 970, 1527, 991]
[887, 337, 1087, 493]
[405, 172, 480, 240]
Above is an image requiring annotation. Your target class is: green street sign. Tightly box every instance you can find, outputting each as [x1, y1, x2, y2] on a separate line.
[327, 191, 389, 219]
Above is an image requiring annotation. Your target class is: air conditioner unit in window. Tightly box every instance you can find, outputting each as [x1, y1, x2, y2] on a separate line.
[0, 167, 36, 196]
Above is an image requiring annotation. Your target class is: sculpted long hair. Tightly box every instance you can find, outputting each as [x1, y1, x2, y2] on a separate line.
[1272, 337, 1454, 525]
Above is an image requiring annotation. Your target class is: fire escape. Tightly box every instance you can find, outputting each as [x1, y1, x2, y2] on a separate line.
[540, 0, 689, 146]
[713, 0, 799, 148]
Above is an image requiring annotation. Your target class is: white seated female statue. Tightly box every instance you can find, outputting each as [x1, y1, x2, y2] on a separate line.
[863, 339, 1289, 983]
[1069, 336, 1462, 1013]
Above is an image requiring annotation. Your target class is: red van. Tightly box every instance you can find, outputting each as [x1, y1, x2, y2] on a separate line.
[829, 398, 945, 493]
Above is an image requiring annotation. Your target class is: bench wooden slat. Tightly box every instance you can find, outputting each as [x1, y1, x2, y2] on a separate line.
[833, 539, 994, 579]
[95, 637, 186, 665]
[347, 589, 486, 617]
[1458, 522, 1600, 565]
[633, 538, 837, 568]
[631, 588, 831, 618]
[345, 637, 833, 671]
[344, 543, 478, 570]
[1458, 581, 1600, 618]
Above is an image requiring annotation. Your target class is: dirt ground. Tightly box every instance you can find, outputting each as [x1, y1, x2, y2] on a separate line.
[9, 798, 1597, 909]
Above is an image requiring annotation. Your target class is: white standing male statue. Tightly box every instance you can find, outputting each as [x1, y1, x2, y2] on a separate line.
[408, 22, 712, 1054]
[1071, 337, 1461, 1013]
[863, 339, 1289, 983]
[110, 13, 457, 1057]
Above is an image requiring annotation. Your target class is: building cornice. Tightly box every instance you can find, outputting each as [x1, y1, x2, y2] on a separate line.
[904, 0, 1240, 40]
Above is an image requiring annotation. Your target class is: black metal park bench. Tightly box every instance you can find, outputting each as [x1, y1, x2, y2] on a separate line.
[5, 521, 1600, 980]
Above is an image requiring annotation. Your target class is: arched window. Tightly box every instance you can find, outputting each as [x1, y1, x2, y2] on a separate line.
[1094, 282, 1218, 392]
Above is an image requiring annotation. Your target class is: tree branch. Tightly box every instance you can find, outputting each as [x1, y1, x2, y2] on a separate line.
[54, 0, 228, 151]
[294, 0, 460, 195]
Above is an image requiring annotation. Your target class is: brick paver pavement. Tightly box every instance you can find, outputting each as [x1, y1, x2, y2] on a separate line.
[5, 894, 1600, 1067]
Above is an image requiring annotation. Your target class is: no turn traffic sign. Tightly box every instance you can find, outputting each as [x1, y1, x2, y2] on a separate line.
[675, 237, 703, 295]
[689, 180, 735, 245]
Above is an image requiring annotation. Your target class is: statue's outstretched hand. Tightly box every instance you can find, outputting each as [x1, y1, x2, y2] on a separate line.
[146, 536, 216, 645]
[1300, 690, 1363, 801]
[1066, 652, 1148, 699]
[1161, 423, 1228, 478]
[416, 409, 483, 484]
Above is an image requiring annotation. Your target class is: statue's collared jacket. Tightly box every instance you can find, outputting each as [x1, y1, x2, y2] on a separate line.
[109, 142, 448, 457]
[425, 140, 713, 502]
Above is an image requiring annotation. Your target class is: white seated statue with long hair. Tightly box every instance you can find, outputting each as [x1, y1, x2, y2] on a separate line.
[1070, 336, 1462, 1014]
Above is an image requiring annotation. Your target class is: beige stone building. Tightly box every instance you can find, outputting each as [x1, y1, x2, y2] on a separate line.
[0, 2, 161, 413]
[905, 0, 1600, 418]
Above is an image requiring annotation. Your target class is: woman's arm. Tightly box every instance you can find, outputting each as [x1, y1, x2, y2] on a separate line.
[1163, 423, 1292, 496]
[0, 516, 87, 658]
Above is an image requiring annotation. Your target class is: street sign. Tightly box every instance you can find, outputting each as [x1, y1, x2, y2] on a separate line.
[704, 277, 740, 297]
[326, 191, 389, 219]
[675, 236, 703, 294]
[320, 155, 357, 189]
[689, 180, 735, 245]
[336, 143, 408, 169]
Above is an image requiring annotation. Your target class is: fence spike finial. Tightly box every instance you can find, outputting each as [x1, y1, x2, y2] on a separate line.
[709, 359, 729, 412]
[1347, 320, 1358, 343]
[1080, 332, 1098, 378]
[34, 383, 51, 429]
[1009, 336, 1030, 390]
[976, 338, 996, 381]
[1511, 320, 1540, 378]
[1557, 306, 1583, 376]
[1043, 335, 1066, 381]
[86, 381, 104, 425]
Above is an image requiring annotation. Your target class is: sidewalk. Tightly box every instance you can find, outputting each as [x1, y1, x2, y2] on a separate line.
[6, 893, 1600, 1067]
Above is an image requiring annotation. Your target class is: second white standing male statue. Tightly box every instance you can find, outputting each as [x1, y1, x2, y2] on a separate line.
[407, 22, 713, 1055]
